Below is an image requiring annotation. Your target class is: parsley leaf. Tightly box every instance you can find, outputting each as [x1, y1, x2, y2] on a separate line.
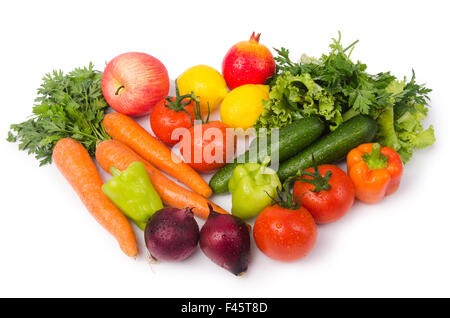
[7, 63, 110, 165]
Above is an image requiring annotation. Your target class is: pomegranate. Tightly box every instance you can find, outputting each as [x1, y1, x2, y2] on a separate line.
[222, 32, 275, 90]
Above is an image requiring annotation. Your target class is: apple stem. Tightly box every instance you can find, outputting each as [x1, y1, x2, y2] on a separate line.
[115, 85, 125, 96]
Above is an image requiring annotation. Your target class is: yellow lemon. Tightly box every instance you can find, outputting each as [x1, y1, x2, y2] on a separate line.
[177, 65, 228, 114]
[220, 84, 269, 129]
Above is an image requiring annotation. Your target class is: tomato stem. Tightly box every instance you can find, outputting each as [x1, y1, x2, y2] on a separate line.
[296, 154, 332, 192]
[164, 80, 207, 126]
[266, 175, 302, 210]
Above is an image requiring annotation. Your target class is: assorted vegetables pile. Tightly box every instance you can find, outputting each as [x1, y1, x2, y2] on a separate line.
[7, 32, 435, 275]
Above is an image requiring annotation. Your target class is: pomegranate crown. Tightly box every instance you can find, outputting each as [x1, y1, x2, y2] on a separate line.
[250, 32, 261, 43]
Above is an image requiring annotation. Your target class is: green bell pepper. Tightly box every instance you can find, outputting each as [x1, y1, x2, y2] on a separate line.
[102, 161, 163, 230]
[229, 158, 281, 219]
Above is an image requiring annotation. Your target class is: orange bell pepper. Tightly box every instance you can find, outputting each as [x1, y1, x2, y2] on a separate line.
[347, 143, 403, 204]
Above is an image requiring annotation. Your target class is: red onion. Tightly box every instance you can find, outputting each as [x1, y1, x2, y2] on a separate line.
[200, 204, 250, 276]
[144, 207, 199, 262]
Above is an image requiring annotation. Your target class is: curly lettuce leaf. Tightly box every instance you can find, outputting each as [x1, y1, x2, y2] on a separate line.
[377, 76, 435, 162]
[395, 110, 435, 162]
[254, 72, 340, 130]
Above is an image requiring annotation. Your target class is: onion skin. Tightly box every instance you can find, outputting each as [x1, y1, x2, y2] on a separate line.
[144, 207, 199, 262]
[200, 205, 250, 276]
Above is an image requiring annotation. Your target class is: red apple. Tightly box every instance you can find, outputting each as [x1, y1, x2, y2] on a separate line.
[222, 32, 275, 90]
[102, 52, 170, 116]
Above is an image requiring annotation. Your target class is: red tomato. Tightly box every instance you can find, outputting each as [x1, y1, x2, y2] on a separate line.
[253, 204, 317, 262]
[180, 121, 235, 172]
[149, 97, 196, 147]
[293, 164, 355, 224]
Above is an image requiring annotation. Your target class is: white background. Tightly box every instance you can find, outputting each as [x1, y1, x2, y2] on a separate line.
[1, 0, 449, 298]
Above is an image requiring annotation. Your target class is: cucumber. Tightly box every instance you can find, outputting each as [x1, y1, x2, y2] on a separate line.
[209, 117, 326, 194]
[277, 115, 377, 181]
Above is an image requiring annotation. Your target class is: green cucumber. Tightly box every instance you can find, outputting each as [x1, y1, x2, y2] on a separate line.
[209, 117, 326, 194]
[277, 115, 378, 181]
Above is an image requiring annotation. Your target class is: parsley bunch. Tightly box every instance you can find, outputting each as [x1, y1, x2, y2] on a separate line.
[255, 32, 435, 162]
[7, 63, 110, 166]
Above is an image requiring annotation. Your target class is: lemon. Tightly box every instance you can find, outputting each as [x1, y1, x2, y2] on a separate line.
[177, 65, 228, 114]
[220, 84, 269, 129]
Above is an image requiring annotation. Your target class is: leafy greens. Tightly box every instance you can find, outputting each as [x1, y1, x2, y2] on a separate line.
[255, 32, 435, 162]
[7, 63, 110, 166]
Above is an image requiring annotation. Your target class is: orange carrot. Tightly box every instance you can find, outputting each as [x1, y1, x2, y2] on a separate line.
[103, 112, 212, 198]
[53, 138, 138, 257]
[96, 139, 228, 219]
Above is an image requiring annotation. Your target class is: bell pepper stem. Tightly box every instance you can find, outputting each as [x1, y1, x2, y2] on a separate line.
[109, 166, 122, 177]
[362, 143, 388, 170]
[257, 156, 272, 176]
